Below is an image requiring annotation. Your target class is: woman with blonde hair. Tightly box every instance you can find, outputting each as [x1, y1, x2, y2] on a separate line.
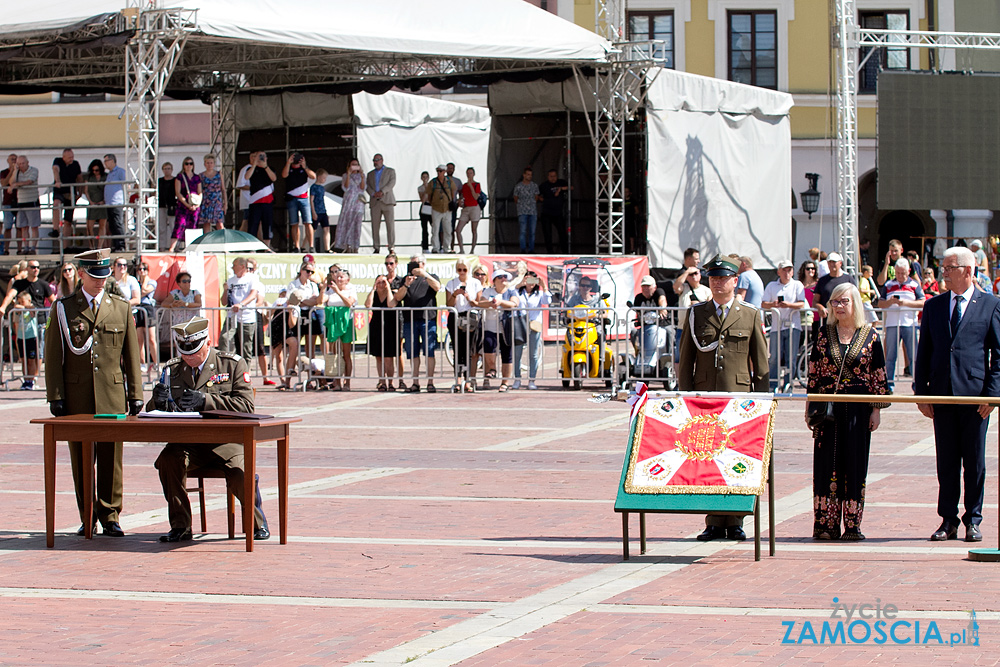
[806, 283, 890, 541]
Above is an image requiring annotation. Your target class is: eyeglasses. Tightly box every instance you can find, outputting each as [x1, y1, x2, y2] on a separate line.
[474, 273, 487, 278]
[183, 161, 194, 166]
[456, 268, 468, 272]
[829, 299, 851, 307]
[805, 266, 816, 271]
[62, 268, 74, 273]
[115, 263, 128, 268]
[178, 279, 191, 284]
[28, 265, 39, 269]
[385, 262, 396, 267]
[304, 269, 315, 275]
[940, 264, 968, 273]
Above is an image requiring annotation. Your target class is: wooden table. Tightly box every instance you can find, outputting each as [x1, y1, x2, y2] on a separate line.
[30, 415, 300, 552]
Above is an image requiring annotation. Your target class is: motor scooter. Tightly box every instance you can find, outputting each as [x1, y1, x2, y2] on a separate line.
[560, 297, 615, 390]
[617, 302, 676, 389]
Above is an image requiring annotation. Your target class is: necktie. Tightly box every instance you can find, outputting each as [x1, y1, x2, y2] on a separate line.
[91, 297, 98, 315]
[717, 304, 728, 320]
[951, 295, 964, 335]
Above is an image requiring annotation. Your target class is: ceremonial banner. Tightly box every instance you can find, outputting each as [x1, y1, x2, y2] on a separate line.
[624, 386, 775, 495]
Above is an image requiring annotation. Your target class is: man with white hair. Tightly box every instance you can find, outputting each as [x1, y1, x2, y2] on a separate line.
[915, 246, 1000, 543]
[878, 257, 925, 391]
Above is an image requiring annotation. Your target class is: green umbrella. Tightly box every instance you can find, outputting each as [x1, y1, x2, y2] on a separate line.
[184, 229, 271, 253]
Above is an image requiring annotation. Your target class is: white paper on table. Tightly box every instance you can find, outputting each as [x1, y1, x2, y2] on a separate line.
[139, 410, 202, 418]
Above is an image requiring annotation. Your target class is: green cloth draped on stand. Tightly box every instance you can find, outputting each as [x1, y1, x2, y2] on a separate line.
[325, 306, 354, 343]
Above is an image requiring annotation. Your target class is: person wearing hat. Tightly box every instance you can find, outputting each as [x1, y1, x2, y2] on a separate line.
[150, 317, 269, 542]
[44, 248, 144, 538]
[678, 253, 769, 541]
[970, 239, 990, 277]
[427, 164, 458, 254]
[761, 260, 808, 391]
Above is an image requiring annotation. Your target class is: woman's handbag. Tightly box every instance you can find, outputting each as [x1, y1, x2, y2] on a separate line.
[182, 174, 202, 207]
[477, 191, 488, 211]
[806, 326, 856, 430]
[512, 313, 528, 345]
[456, 309, 481, 332]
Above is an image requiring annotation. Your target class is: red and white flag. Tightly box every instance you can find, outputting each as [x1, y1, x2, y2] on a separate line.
[625, 384, 774, 495]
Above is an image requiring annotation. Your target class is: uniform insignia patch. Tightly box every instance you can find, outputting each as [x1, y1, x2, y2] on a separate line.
[243, 372, 251, 384]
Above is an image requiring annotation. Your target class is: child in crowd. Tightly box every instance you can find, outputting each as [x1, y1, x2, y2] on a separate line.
[11, 290, 38, 390]
[310, 169, 331, 253]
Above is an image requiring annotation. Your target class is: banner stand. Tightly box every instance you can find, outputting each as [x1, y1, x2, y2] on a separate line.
[615, 457, 774, 562]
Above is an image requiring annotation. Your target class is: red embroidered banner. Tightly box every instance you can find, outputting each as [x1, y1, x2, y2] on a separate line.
[624, 387, 775, 495]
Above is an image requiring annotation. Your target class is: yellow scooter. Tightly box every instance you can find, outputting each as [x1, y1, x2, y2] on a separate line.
[560, 298, 615, 390]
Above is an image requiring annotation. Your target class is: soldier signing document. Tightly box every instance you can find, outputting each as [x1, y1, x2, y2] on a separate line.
[44, 248, 144, 538]
[149, 317, 269, 542]
[677, 254, 769, 541]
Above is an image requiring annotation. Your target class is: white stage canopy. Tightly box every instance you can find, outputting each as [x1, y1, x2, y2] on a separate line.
[354, 92, 491, 251]
[1, 0, 611, 95]
[645, 69, 793, 269]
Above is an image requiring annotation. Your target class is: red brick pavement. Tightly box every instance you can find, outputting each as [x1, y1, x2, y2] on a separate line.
[0, 388, 996, 664]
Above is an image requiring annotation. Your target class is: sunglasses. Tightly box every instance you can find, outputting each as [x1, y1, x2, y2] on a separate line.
[474, 273, 487, 278]
[178, 279, 191, 284]
[457, 268, 468, 272]
[28, 265, 40, 269]
[385, 262, 396, 267]
[116, 263, 128, 268]
[304, 269, 314, 275]
[183, 161, 194, 166]
[62, 268, 74, 273]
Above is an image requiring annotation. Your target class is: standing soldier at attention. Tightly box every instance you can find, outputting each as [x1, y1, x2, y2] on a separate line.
[150, 317, 270, 542]
[44, 248, 144, 537]
[677, 253, 769, 541]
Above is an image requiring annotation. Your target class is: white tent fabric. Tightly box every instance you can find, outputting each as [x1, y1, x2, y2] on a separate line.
[645, 69, 793, 269]
[489, 77, 598, 115]
[2, 0, 610, 62]
[354, 92, 491, 251]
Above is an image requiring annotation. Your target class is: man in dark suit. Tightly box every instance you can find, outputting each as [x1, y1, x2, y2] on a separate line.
[914, 246, 1000, 543]
[678, 254, 769, 541]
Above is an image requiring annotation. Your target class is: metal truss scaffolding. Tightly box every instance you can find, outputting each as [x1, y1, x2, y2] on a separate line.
[210, 85, 240, 220]
[835, 0, 1000, 272]
[123, 2, 194, 253]
[833, 0, 860, 275]
[593, 0, 663, 254]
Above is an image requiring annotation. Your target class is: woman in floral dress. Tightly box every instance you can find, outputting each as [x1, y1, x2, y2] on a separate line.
[333, 158, 365, 253]
[806, 283, 890, 541]
[199, 154, 226, 233]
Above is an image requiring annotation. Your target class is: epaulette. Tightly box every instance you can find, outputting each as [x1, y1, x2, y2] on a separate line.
[164, 356, 182, 366]
[739, 301, 760, 311]
[108, 292, 128, 303]
[218, 352, 242, 362]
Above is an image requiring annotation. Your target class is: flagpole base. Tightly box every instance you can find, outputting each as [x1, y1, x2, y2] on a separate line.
[968, 548, 1000, 562]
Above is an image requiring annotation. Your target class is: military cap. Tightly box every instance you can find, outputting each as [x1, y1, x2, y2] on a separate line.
[74, 248, 112, 278]
[702, 254, 739, 277]
[171, 316, 210, 354]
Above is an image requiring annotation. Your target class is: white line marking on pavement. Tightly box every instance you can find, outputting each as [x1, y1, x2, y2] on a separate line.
[0, 587, 495, 610]
[57, 467, 415, 535]
[273, 393, 399, 418]
[894, 435, 937, 457]
[348, 488, 818, 667]
[479, 414, 627, 451]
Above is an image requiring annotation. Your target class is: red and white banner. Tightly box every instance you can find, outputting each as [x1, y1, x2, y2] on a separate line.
[624, 384, 775, 495]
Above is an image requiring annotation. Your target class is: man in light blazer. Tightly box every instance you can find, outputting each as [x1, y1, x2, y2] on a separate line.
[366, 153, 397, 253]
[914, 246, 1000, 543]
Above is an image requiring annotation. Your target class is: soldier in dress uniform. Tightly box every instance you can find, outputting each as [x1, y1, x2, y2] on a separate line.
[678, 254, 769, 541]
[44, 248, 144, 537]
[150, 316, 269, 542]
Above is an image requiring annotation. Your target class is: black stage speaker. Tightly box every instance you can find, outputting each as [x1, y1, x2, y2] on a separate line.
[877, 71, 1000, 211]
